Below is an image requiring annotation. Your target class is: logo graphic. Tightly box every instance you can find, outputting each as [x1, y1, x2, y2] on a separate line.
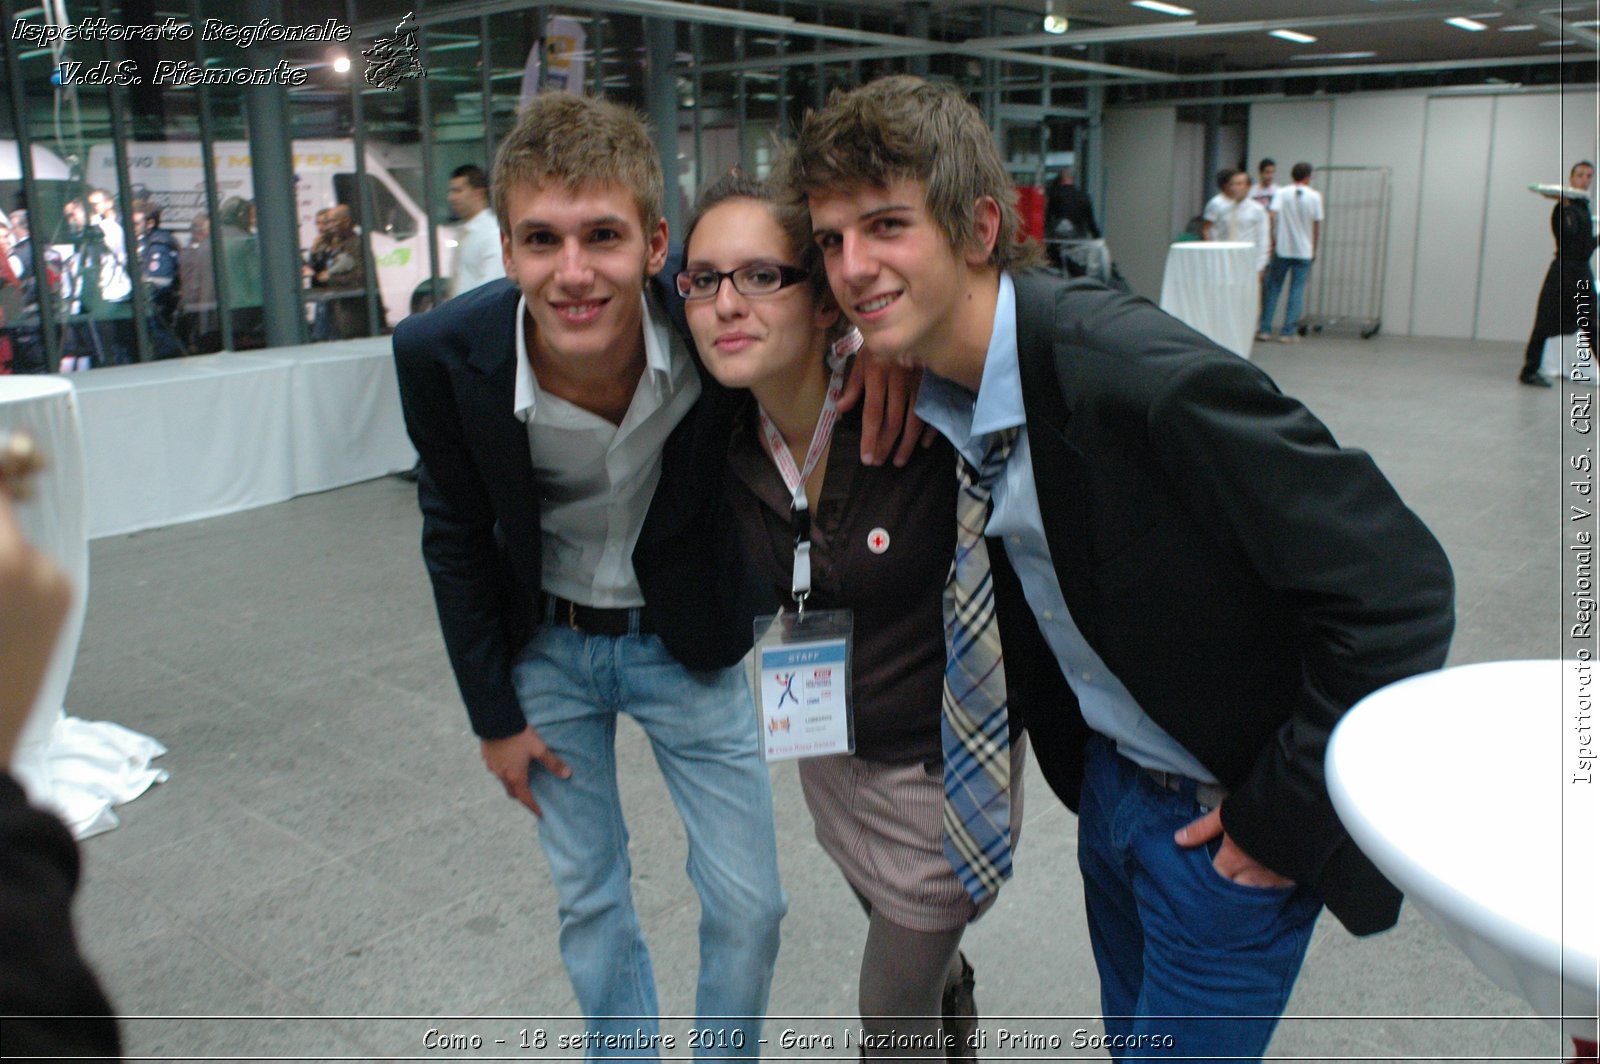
[363, 11, 426, 90]
[767, 716, 791, 734]
[867, 527, 890, 554]
[774, 671, 799, 709]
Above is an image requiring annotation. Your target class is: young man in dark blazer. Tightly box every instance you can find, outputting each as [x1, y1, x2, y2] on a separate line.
[392, 93, 789, 1051]
[792, 76, 1455, 1062]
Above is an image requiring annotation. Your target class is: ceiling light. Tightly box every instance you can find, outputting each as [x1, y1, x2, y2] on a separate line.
[1539, 38, 1577, 46]
[1043, 0, 1068, 33]
[1131, 1, 1194, 16]
[1445, 17, 1488, 31]
[1573, 20, 1600, 27]
[1499, 23, 1536, 31]
[1270, 30, 1318, 43]
[1290, 50, 1378, 61]
[332, 55, 351, 74]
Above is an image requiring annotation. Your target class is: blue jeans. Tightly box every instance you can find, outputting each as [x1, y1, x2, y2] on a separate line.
[1077, 735, 1321, 1063]
[1259, 256, 1312, 337]
[512, 625, 786, 1059]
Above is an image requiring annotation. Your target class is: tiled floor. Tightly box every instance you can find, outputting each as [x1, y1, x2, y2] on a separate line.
[63, 331, 1584, 1060]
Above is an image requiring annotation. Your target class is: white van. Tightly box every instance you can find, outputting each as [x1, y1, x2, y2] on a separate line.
[87, 139, 436, 329]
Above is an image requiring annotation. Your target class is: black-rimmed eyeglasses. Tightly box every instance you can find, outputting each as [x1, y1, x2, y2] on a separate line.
[675, 264, 810, 300]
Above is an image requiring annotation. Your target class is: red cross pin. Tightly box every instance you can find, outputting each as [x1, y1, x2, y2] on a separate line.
[867, 527, 890, 554]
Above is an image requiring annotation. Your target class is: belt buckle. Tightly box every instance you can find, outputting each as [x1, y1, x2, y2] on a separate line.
[566, 599, 581, 632]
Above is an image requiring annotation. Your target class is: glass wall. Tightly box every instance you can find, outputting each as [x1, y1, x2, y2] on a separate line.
[2, 0, 1093, 371]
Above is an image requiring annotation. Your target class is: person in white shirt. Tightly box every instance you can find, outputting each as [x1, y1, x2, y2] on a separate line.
[1258, 162, 1324, 344]
[1202, 168, 1270, 279]
[445, 164, 503, 299]
[1248, 158, 1277, 213]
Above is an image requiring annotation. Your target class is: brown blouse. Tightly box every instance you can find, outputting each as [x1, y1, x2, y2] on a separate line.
[724, 400, 956, 764]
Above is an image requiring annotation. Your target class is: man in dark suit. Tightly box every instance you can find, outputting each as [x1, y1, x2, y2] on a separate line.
[392, 93, 789, 1050]
[793, 75, 1454, 1062]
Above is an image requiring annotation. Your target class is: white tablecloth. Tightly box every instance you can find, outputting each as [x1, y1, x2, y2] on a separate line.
[72, 341, 415, 539]
[267, 338, 416, 495]
[74, 355, 298, 538]
[1328, 660, 1598, 1039]
[1158, 241, 1259, 359]
[0, 378, 166, 837]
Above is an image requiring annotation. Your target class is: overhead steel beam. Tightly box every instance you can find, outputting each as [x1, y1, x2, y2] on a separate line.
[964, 6, 1491, 51]
[358, 0, 1173, 79]
[1480, 0, 1600, 51]
[1051, 50, 1579, 90]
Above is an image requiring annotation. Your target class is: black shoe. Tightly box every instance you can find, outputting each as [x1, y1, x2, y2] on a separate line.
[1519, 373, 1554, 388]
[942, 952, 978, 1062]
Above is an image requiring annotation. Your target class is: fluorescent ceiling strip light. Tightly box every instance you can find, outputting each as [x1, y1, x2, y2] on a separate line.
[1131, 1, 1195, 16]
[1290, 50, 1378, 60]
[1270, 29, 1318, 42]
[1500, 23, 1537, 30]
[1445, 17, 1488, 30]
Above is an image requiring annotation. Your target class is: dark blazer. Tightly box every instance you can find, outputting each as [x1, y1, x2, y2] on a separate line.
[393, 277, 775, 741]
[999, 270, 1455, 936]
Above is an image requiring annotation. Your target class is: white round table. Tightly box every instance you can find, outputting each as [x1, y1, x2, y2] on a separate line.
[1157, 241, 1260, 359]
[1328, 660, 1598, 1040]
[0, 377, 165, 837]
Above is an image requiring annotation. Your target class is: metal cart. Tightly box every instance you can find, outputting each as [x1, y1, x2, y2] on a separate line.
[1301, 165, 1390, 339]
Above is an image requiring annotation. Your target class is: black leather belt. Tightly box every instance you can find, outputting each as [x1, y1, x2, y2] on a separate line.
[540, 594, 652, 637]
[1142, 766, 1229, 811]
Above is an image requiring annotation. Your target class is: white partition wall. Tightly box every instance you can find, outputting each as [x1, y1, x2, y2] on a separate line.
[1326, 94, 1427, 340]
[1103, 105, 1178, 300]
[1247, 88, 1596, 342]
[1247, 100, 1334, 185]
[1412, 96, 1496, 340]
[1477, 90, 1600, 344]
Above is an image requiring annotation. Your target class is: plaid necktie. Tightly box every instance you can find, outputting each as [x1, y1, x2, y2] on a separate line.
[942, 427, 1018, 904]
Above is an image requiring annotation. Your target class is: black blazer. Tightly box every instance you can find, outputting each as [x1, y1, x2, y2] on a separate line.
[392, 277, 775, 741]
[998, 271, 1455, 936]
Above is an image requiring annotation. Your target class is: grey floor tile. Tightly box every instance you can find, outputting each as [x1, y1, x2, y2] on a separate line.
[112, 814, 339, 917]
[53, 335, 1582, 1059]
[341, 800, 542, 911]
[281, 888, 569, 1016]
[93, 926, 284, 1017]
[189, 859, 439, 986]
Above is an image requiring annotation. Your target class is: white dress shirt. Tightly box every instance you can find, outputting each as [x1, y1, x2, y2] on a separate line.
[450, 208, 504, 299]
[1269, 184, 1325, 260]
[916, 274, 1218, 782]
[1203, 193, 1271, 272]
[512, 290, 702, 608]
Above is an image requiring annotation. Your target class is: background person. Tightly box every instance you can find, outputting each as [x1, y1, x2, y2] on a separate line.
[1249, 158, 1278, 213]
[1202, 167, 1270, 280]
[1517, 160, 1596, 388]
[446, 164, 502, 299]
[1258, 162, 1323, 344]
[178, 213, 219, 354]
[1044, 167, 1100, 278]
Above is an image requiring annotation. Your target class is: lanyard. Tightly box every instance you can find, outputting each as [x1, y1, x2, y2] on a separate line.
[757, 331, 858, 613]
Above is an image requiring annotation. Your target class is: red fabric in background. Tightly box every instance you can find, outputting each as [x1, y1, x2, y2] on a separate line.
[1016, 185, 1045, 243]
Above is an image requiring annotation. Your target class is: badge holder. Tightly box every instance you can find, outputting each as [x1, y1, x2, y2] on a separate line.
[752, 606, 854, 762]
[749, 333, 860, 763]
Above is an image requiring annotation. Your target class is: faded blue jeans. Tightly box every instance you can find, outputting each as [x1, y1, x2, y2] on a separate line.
[1076, 734, 1321, 1062]
[512, 625, 786, 1059]
[1259, 255, 1313, 338]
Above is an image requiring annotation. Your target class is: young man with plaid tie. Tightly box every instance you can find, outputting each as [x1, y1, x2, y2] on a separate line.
[787, 75, 1455, 1063]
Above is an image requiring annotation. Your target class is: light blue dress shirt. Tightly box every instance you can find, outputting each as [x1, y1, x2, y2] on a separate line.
[916, 273, 1217, 783]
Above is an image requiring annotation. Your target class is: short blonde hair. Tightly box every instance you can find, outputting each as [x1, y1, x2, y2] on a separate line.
[492, 92, 664, 236]
[783, 75, 1041, 272]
